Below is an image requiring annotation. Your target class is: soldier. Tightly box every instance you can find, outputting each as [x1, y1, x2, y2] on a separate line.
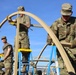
[7, 6, 31, 73]
[47, 3, 76, 75]
[0, 36, 13, 75]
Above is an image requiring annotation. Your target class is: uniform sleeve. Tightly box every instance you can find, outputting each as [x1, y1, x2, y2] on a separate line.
[25, 16, 31, 22]
[22, 15, 31, 28]
[24, 16, 31, 25]
[71, 23, 76, 48]
[47, 21, 58, 45]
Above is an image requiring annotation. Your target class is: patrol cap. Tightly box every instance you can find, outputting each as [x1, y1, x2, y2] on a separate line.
[61, 3, 72, 16]
[1, 36, 7, 40]
[17, 6, 25, 11]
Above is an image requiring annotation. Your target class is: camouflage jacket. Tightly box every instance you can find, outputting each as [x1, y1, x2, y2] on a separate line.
[47, 16, 76, 47]
[2, 43, 13, 61]
[17, 15, 31, 33]
[10, 15, 31, 34]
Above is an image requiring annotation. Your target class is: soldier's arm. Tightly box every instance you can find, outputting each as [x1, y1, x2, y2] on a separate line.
[64, 24, 76, 48]
[4, 46, 12, 60]
[47, 22, 58, 45]
[68, 24, 76, 48]
[47, 33, 52, 45]
[23, 16, 31, 28]
[60, 39, 76, 48]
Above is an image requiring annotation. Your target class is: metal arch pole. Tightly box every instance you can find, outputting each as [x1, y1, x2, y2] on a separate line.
[0, 11, 75, 74]
[35, 43, 48, 65]
[53, 46, 60, 75]
[47, 46, 54, 75]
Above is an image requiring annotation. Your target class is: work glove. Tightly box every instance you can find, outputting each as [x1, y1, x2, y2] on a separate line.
[47, 34, 54, 45]
[47, 39, 52, 45]
[71, 39, 76, 48]
[47, 39, 55, 45]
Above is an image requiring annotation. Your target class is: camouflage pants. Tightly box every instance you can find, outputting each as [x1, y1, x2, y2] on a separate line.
[14, 32, 30, 49]
[0, 61, 12, 75]
[14, 32, 30, 61]
[19, 32, 30, 62]
[58, 47, 76, 75]
[19, 32, 30, 48]
[14, 32, 30, 73]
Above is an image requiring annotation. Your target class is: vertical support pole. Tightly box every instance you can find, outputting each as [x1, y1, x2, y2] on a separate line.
[13, 15, 19, 75]
[26, 52, 31, 74]
[30, 53, 35, 75]
[36, 43, 48, 65]
[18, 52, 22, 75]
[47, 46, 54, 75]
[54, 46, 60, 75]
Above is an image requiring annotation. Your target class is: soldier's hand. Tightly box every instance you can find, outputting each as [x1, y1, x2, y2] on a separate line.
[71, 40, 76, 48]
[6, 16, 11, 21]
[47, 42, 51, 45]
[47, 39, 52, 45]
[47, 40, 55, 45]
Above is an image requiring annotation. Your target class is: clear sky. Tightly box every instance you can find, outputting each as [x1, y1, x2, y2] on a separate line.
[0, 0, 76, 66]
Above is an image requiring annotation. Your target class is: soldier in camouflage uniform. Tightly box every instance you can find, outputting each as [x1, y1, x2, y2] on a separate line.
[8, 6, 31, 73]
[47, 3, 76, 75]
[0, 36, 13, 75]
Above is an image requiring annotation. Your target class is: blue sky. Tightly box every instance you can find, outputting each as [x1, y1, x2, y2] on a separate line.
[0, 0, 76, 66]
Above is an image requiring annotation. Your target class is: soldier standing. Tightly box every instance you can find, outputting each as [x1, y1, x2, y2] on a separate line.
[0, 36, 13, 75]
[7, 6, 31, 73]
[47, 3, 76, 75]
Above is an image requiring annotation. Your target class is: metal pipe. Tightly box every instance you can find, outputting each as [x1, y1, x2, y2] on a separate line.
[13, 14, 20, 75]
[36, 43, 48, 65]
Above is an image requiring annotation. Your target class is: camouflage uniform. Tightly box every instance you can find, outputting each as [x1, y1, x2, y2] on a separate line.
[9, 6, 31, 62]
[17, 11, 30, 63]
[8, 6, 31, 73]
[47, 3, 76, 75]
[0, 36, 13, 75]
[17, 14, 30, 49]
